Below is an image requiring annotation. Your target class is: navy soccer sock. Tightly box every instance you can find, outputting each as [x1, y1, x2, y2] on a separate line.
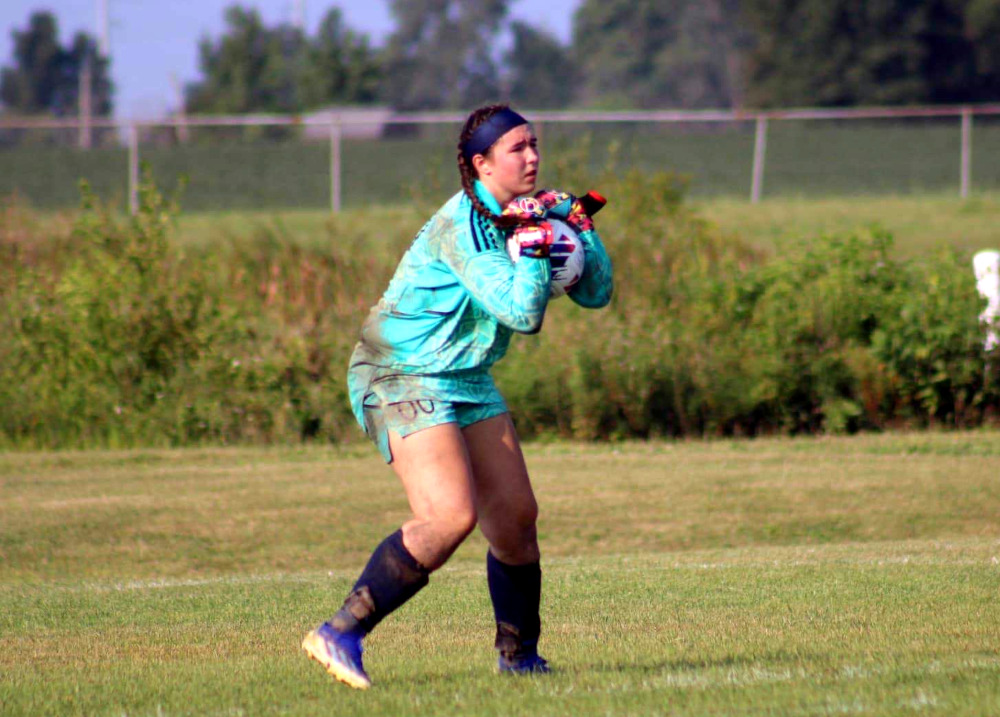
[486, 550, 542, 657]
[329, 529, 430, 637]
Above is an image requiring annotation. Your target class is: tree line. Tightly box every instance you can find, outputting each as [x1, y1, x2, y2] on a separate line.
[3, 0, 1000, 119]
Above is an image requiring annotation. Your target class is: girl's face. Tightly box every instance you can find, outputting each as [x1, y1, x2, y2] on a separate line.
[474, 124, 539, 208]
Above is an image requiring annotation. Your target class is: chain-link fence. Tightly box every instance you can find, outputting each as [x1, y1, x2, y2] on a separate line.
[2, 105, 999, 212]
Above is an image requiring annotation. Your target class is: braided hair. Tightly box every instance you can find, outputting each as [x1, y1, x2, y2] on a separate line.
[457, 104, 522, 229]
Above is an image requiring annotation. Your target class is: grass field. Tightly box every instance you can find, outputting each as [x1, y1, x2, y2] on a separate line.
[159, 191, 1000, 261]
[695, 193, 1000, 258]
[3, 432, 999, 715]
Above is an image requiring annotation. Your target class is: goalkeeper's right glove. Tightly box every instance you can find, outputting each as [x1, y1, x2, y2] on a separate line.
[511, 220, 554, 258]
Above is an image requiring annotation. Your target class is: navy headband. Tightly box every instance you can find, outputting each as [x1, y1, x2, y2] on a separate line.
[461, 108, 529, 160]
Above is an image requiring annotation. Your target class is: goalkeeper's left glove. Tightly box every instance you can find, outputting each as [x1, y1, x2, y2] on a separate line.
[502, 195, 547, 223]
[533, 189, 596, 233]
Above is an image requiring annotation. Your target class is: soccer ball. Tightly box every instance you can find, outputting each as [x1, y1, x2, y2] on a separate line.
[508, 219, 586, 298]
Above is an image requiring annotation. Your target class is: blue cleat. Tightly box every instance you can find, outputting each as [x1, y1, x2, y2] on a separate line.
[301, 622, 371, 689]
[498, 650, 551, 675]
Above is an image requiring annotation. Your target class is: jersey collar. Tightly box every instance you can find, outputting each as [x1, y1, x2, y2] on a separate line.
[473, 179, 504, 216]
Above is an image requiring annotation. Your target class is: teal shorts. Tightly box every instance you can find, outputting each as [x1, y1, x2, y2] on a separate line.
[362, 396, 507, 463]
[348, 360, 508, 464]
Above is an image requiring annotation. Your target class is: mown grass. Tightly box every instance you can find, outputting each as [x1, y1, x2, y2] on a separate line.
[7, 191, 997, 271]
[2, 433, 999, 715]
[698, 192, 1000, 258]
[173, 191, 1000, 260]
[7, 188, 969, 299]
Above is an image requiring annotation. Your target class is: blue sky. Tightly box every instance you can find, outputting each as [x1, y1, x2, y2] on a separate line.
[1, 1, 578, 118]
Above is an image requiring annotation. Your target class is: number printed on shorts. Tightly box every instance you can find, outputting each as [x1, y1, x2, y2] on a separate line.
[391, 400, 436, 422]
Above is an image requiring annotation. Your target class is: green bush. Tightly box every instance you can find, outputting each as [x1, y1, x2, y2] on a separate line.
[0, 169, 996, 449]
[498, 214, 997, 439]
[496, 151, 997, 438]
[0, 179, 372, 448]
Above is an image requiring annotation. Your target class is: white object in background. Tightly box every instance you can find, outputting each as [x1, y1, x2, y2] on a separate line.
[973, 250, 1000, 351]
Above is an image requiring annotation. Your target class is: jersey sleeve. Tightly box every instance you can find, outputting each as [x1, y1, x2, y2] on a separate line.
[567, 227, 614, 308]
[431, 206, 551, 334]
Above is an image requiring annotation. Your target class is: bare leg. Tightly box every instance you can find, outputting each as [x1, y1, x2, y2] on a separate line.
[389, 422, 478, 571]
[312, 422, 477, 643]
[463, 413, 539, 565]
[463, 413, 548, 672]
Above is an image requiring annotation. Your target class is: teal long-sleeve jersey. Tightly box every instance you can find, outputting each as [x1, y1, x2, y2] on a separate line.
[353, 180, 613, 376]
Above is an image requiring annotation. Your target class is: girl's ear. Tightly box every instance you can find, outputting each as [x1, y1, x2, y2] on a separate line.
[472, 153, 491, 176]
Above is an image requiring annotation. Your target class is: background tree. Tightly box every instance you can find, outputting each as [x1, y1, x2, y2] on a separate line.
[0, 11, 112, 117]
[503, 21, 576, 109]
[185, 5, 380, 114]
[666, 0, 750, 109]
[571, 0, 747, 109]
[299, 8, 381, 107]
[965, 0, 1000, 98]
[186, 6, 304, 113]
[380, 0, 509, 110]
[743, 0, 1000, 107]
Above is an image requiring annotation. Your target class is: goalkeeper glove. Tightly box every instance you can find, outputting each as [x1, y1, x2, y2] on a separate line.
[502, 195, 547, 223]
[533, 189, 606, 234]
[511, 221, 554, 258]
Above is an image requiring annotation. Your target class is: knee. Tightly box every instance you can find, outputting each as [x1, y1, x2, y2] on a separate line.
[501, 494, 539, 543]
[436, 505, 478, 547]
[512, 497, 539, 537]
[454, 507, 479, 542]
[405, 505, 477, 571]
[489, 501, 540, 563]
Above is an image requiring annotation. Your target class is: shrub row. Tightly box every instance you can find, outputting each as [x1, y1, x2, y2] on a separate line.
[1, 171, 996, 449]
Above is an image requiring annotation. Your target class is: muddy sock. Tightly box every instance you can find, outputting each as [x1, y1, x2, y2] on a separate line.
[329, 529, 429, 637]
[486, 550, 541, 657]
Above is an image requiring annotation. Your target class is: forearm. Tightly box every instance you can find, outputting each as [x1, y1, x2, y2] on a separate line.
[460, 252, 551, 333]
[568, 228, 613, 308]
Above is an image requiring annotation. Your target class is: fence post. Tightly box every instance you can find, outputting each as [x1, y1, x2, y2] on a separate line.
[960, 108, 973, 199]
[78, 56, 92, 150]
[751, 115, 768, 204]
[330, 117, 342, 213]
[128, 122, 139, 215]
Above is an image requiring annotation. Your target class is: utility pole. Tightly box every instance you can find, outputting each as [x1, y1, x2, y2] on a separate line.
[292, 0, 306, 30]
[97, 0, 110, 57]
[170, 73, 190, 144]
[79, 53, 93, 149]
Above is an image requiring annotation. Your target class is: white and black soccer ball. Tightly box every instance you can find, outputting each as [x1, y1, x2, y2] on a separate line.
[507, 219, 586, 298]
